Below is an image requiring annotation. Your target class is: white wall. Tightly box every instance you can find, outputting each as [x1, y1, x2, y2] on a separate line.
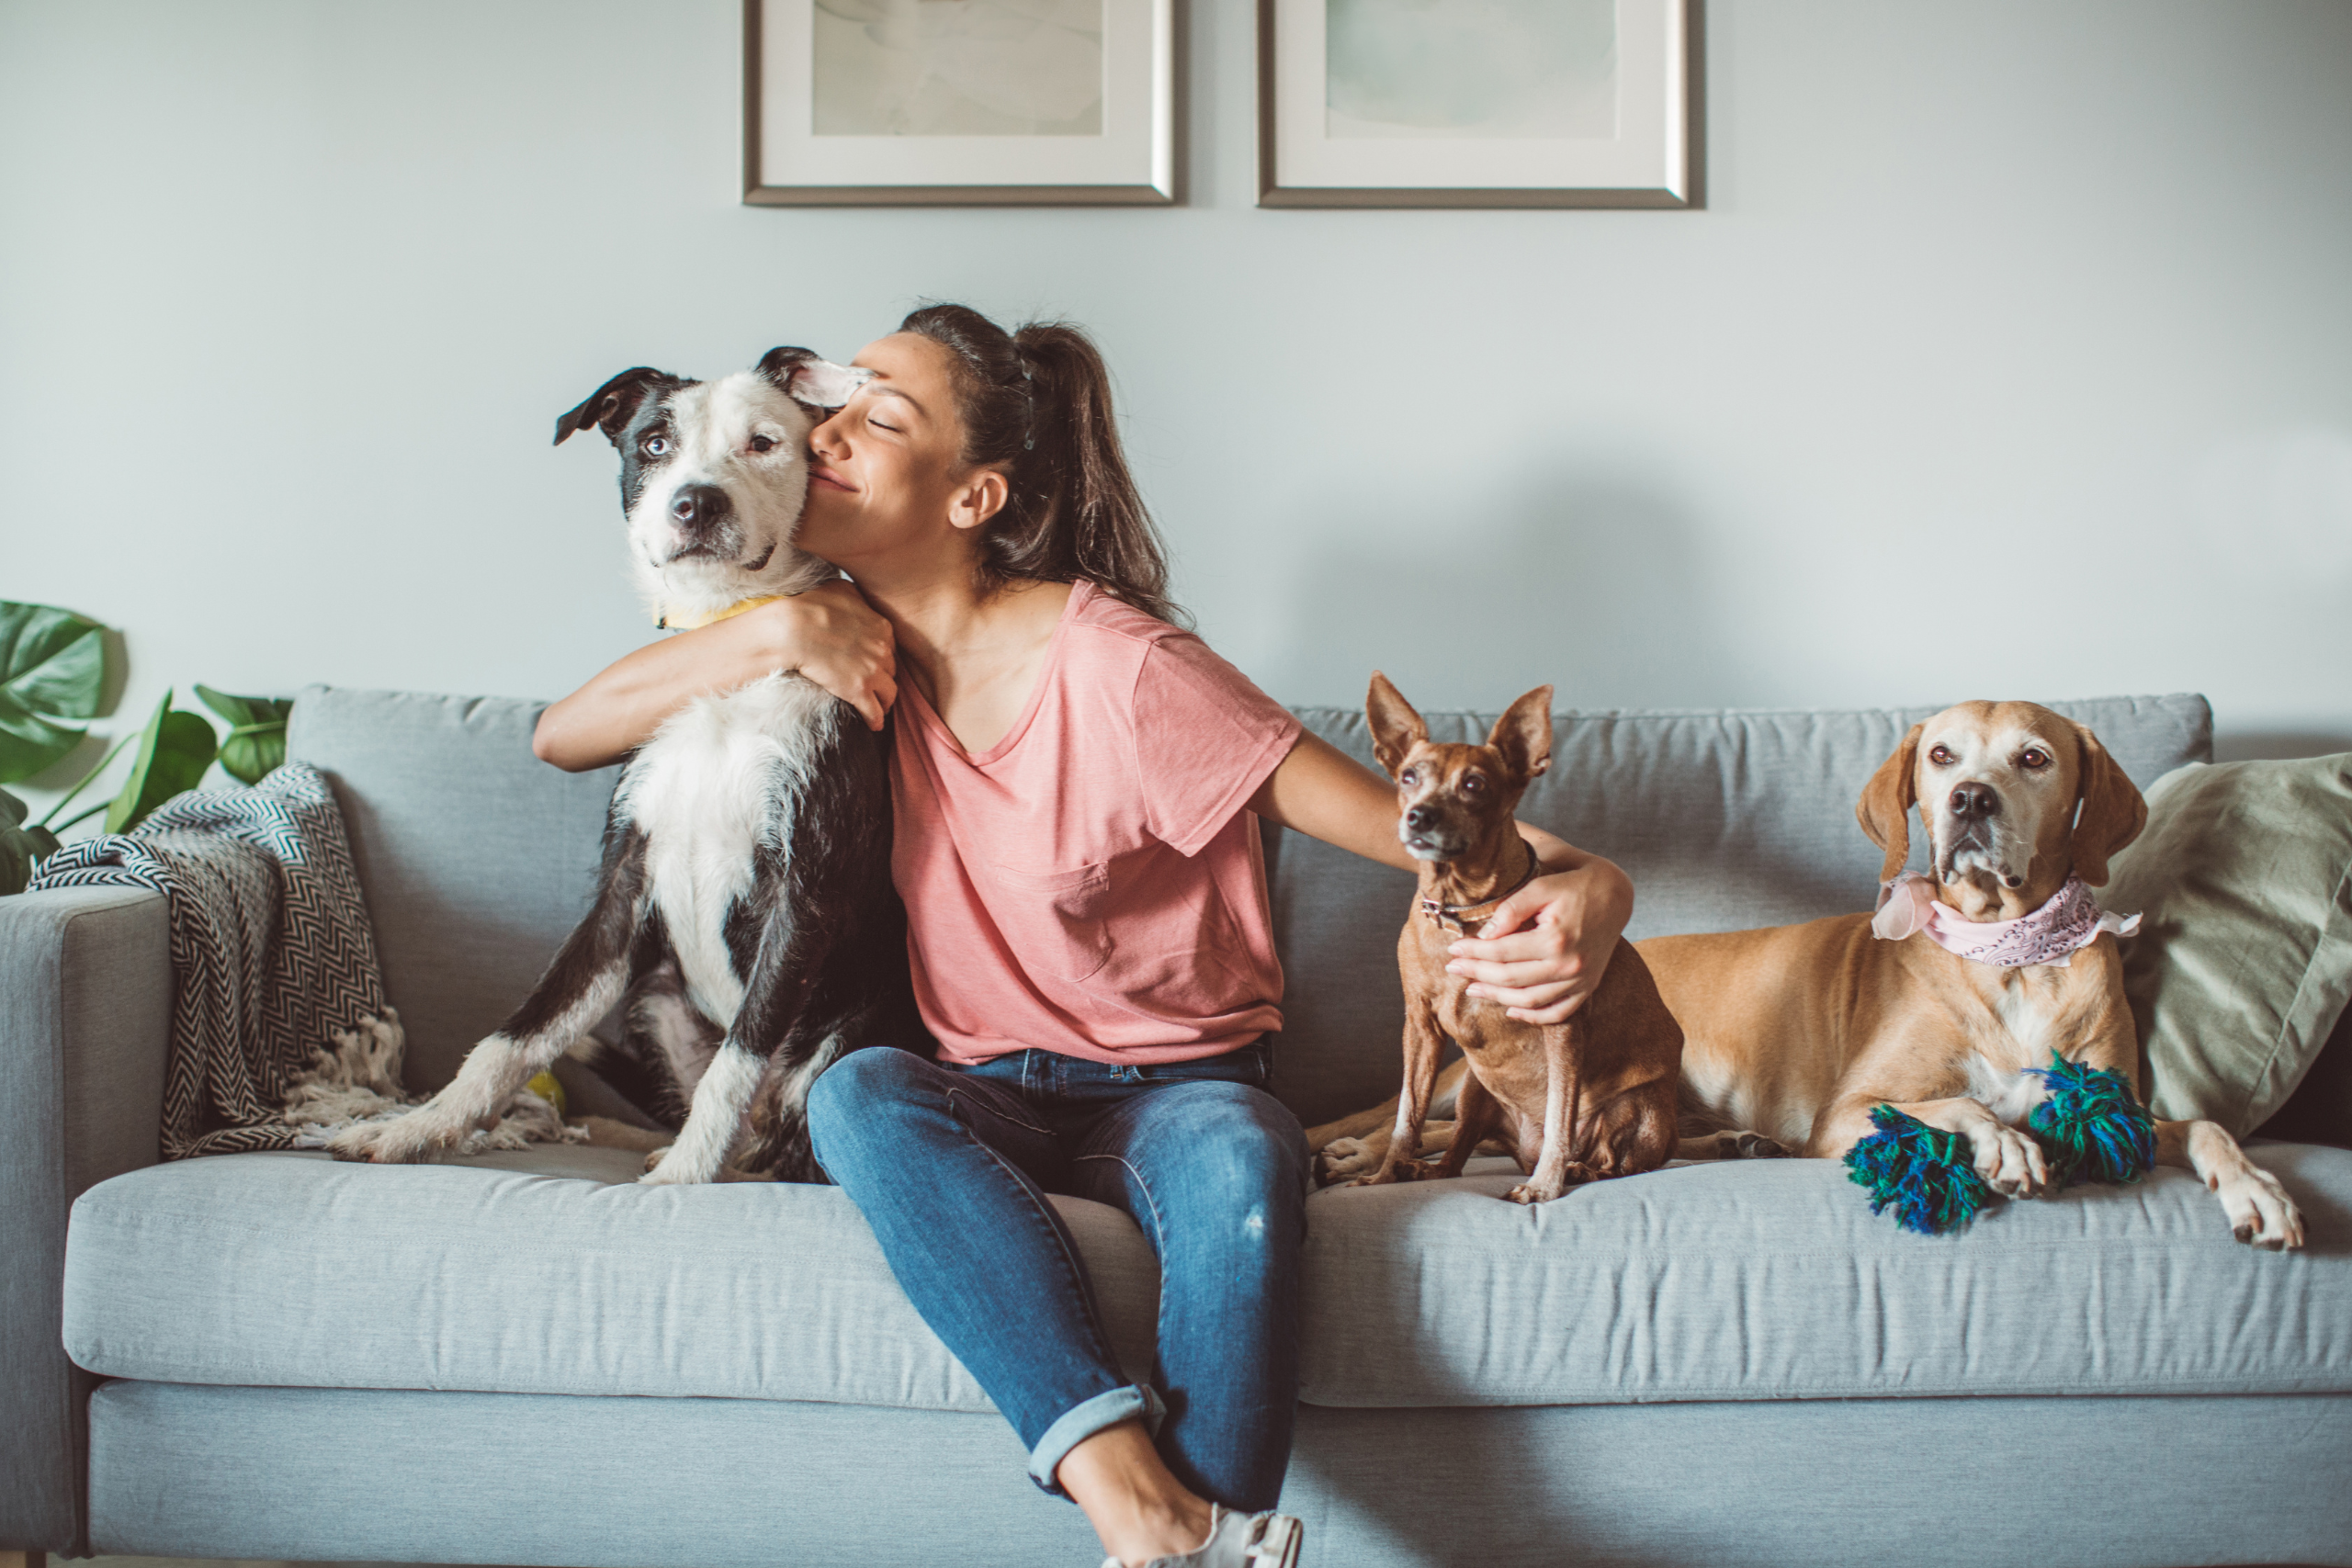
[5, 0, 2348, 816]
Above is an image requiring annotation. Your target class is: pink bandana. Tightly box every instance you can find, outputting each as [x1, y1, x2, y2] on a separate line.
[1871, 871, 2140, 969]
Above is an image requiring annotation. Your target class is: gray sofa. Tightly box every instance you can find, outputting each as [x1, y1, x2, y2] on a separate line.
[6, 686, 2347, 1568]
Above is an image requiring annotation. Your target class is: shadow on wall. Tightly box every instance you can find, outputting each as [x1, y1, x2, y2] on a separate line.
[1259, 469, 1755, 714]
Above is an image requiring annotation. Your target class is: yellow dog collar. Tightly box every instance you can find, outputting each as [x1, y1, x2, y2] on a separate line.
[656, 594, 786, 632]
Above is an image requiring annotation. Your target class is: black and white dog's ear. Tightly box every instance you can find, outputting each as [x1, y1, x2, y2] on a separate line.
[553, 367, 682, 447]
[757, 346, 872, 411]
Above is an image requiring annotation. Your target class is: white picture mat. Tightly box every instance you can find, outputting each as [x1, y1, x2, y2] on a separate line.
[757, 0, 1170, 190]
[1272, 0, 1685, 192]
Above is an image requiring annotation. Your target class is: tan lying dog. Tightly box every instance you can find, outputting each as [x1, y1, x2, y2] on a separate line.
[1313, 702, 2303, 1249]
[1339, 676, 1682, 1204]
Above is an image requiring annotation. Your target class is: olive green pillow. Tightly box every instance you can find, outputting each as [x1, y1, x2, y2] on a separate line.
[2102, 754, 2352, 1134]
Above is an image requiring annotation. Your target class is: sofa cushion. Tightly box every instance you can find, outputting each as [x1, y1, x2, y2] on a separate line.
[69, 1141, 2351, 1415]
[1267, 694, 2213, 1126]
[287, 686, 621, 1094]
[1296, 1145, 2352, 1408]
[2103, 754, 2352, 1134]
[62, 1148, 1159, 1412]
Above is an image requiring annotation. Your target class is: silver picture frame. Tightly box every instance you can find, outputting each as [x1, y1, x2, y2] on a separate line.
[744, 0, 1179, 207]
[1257, 0, 1702, 209]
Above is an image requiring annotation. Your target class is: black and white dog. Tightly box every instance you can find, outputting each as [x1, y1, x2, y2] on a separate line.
[330, 347, 912, 1184]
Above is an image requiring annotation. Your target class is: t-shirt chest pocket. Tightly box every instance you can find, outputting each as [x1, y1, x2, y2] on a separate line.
[982, 861, 1114, 984]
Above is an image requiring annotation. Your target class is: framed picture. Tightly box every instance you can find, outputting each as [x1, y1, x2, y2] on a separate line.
[744, 0, 1178, 206]
[1257, 0, 1700, 209]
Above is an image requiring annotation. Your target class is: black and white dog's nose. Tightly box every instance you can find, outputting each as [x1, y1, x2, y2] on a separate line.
[1405, 805, 1438, 831]
[1949, 782, 2000, 819]
[670, 484, 732, 531]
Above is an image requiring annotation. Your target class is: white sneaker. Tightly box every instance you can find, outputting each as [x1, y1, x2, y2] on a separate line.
[1102, 1504, 1306, 1568]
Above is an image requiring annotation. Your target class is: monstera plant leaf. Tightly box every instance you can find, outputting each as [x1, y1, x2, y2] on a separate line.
[104, 690, 219, 835]
[196, 685, 292, 785]
[0, 785, 60, 896]
[0, 600, 108, 784]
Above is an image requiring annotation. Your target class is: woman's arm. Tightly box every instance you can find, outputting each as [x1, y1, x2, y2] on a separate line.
[531, 581, 897, 772]
[1245, 732, 1634, 1025]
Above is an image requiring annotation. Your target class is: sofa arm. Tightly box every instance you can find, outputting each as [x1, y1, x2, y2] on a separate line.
[0, 886, 170, 1554]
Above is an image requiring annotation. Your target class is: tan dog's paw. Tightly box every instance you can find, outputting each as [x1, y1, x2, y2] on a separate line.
[1973, 1122, 2049, 1199]
[640, 1145, 675, 1176]
[1504, 1179, 1565, 1205]
[1395, 1157, 1447, 1182]
[2216, 1164, 2304, 1250]
[1315, 1136, 1382, 1186]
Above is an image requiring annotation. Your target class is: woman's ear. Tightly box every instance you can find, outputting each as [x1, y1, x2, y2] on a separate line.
[944, 469, 1011, 534]
[2068, 722, 2147, 886]
[1856, 722, 1924, 883]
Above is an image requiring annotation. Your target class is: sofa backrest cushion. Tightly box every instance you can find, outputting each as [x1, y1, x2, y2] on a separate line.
[291, 684, 2210, 1117]
[1264, 695, 2212, 1126]
[289, 687, 620, 1093]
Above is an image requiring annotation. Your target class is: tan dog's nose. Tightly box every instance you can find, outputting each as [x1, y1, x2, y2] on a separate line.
[1949, 782, 2000, 820]
[1405, 805, 1439, 831]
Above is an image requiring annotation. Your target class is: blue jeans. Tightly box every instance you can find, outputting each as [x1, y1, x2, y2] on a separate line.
[806, 1042, 1307, 1509]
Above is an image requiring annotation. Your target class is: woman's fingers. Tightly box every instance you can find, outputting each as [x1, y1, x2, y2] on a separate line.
[754, 583, 898, 729]
[1443, 863, 1623, 1024]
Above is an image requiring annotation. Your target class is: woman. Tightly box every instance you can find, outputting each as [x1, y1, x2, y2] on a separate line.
[533, 306, 1633, 1568]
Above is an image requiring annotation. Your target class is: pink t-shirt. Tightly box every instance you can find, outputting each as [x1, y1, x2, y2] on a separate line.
[890, 581, 1304, 1066]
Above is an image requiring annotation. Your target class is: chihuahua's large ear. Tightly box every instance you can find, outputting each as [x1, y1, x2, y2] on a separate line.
[1366, 671, 1428, 779]
[758, 346, 871, 411]
[1487, 685, 1555, 784]
[1856, 722, 1924, 883]
[553, 367, 682, 446]
[2068, 721, 2147, 886]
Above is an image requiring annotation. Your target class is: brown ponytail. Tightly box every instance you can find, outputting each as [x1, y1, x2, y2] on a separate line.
[898, 303, 1187, 628]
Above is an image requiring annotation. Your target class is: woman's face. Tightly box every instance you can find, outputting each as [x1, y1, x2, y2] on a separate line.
[797, 332, 1004, 578]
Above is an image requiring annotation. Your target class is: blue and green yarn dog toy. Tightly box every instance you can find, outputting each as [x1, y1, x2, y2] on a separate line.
[1843, 1054, 2155, 1235]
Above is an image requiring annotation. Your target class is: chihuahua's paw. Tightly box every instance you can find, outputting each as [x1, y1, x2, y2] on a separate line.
[1315, 1135, 1383, 1186]
[1504, 1179, 1566, 1205]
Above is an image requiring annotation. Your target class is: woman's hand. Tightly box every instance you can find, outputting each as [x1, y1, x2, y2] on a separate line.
[531, 580, 896, 772]
[759, 580, 897, 729]
[1442, 836, 1634, 1025]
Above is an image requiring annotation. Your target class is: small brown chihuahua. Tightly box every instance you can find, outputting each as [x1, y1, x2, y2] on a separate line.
[1347, 673, 1684, 1203]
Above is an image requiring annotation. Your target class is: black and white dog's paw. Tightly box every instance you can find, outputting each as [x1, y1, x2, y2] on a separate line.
[327, 1107, 462, 1165]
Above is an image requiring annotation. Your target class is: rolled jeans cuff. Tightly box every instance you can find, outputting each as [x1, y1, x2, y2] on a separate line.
[1027, 1382, 1166, 1496]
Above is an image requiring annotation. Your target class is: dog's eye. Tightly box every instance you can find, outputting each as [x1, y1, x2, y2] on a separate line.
[641, 434, 670, 457]
[1399, 769, 1418, 786]
[748, 434, 776, 454]
[1462, 773, 1487, 794]
[1928, 745, 1955, 766]
[2021, 748, 2051, 769]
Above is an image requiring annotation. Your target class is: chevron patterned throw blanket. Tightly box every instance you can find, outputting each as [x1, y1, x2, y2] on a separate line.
[30, 763, 575, 1159]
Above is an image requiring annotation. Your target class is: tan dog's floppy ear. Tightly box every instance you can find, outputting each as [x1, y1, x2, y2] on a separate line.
[1487, 685, 1555, 784]
[1856, 722, 1925, 883]
[1366, 672, 1428, 779]
[2067, 722, 2147, 886]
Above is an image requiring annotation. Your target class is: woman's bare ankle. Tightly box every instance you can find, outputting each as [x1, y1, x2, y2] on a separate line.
[1057, 1421, 1215, 1564]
